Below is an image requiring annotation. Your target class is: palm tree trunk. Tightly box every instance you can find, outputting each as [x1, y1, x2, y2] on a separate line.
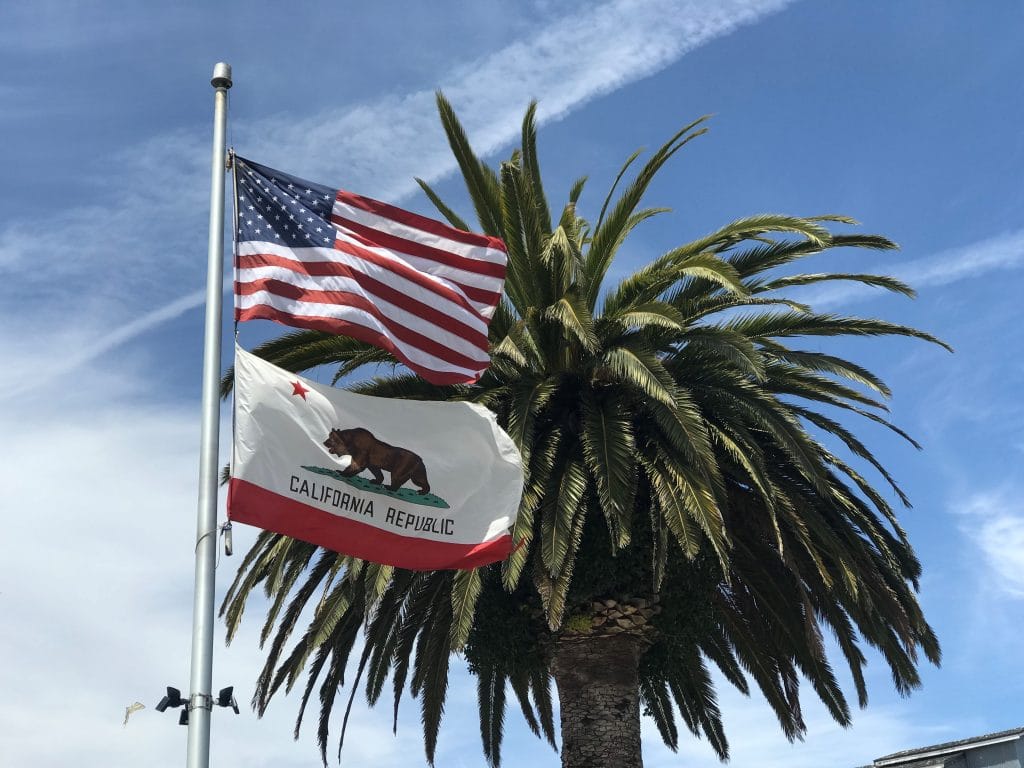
[550, 633, 644, 768]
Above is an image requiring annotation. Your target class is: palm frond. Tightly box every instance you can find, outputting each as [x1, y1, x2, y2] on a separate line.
[758, 341, 893, 398]
[478, 663, 507, 767]
[604, 249, 747, 318]
[756, 272, 915, 298]
[542, 292, 599, 354]
[539, 455, 588, 575]
[726, 311, 952, 352]
[435, 92, 503, 237]
[579, 390, 637, 548]
[597, 345, 677, 407]
[450, 567, 483, 650]
[640, 675, 679, 751]
[584, 116, 711, 308]
[727, 232, 897, 278]
[520, 101, 552, 234]
[416, 176, 471, 230]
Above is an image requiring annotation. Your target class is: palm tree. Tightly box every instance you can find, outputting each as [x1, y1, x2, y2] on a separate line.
[220, 95, 945, 768]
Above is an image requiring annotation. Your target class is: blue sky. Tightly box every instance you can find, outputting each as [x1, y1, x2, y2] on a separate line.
[2, 1, 1023, 766]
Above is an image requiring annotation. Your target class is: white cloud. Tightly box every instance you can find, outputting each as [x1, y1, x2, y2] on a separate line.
[796, 229, 1024, 309]
[0, 0, 796, 399]
[0, 373, 200, 766]
[955, 488, 1024, 599]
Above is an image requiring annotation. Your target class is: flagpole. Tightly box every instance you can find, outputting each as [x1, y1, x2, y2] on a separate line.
[186, 61, 232, 768]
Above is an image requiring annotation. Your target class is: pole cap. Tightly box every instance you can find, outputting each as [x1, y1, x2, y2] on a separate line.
[211, 62, 232, 89]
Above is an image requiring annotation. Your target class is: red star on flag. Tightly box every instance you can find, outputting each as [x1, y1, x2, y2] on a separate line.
[291, 381, 310, 400]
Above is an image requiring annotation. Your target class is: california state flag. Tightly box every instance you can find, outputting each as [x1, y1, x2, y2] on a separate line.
[228, 345, 522, 570]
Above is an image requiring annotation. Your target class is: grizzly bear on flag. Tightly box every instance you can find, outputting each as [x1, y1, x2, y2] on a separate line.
[323, 427, 431, 495]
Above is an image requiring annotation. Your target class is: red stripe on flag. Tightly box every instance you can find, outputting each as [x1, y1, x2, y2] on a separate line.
[235, 278, 489, 366]
[228, 478, 513, 570]
[333, 214, 507, 279]
[236, 252, 488, 343]
[234, 305, 485, 385]
[235, 259, 489, 345]
[335, 189, 507, 254]
[448, 283, 501, 312]
[237, 251, 503, 315]
[236, 276, 487, 354]
[330, 237, 495, 316]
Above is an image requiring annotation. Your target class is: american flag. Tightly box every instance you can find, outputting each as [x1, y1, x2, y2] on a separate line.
[233, 156, 507, 385]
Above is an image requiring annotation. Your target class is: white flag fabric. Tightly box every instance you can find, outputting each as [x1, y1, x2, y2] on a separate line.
[228, 345, 523, 570]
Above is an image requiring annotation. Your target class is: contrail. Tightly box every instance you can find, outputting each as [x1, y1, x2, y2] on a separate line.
[0, 290, 205, 400]
[2, 0, 800, 391]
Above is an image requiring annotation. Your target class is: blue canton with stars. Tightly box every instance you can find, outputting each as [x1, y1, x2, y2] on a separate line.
[234, 156, 338, 249]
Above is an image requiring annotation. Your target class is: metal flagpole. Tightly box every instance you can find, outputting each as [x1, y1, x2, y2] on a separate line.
[186, 61, 232, 768]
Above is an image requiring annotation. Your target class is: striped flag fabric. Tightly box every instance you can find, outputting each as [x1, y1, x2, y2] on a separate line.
[233, 156, 507, 385]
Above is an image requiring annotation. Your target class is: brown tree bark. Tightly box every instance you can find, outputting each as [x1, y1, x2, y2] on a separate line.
[550, 633, 644, 768]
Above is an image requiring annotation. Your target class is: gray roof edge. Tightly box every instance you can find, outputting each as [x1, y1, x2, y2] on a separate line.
[875, 727, 1024, 766]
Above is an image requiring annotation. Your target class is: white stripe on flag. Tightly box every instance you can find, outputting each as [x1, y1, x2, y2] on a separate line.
[237, 240, 490, 335]
[236, 245, 488, 338]
[236, 266, 488, 358]
[332, 199, 508, 266]
[235, 291, 487, 377]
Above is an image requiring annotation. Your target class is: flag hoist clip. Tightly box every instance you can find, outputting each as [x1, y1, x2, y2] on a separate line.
[220, 521, 233, 557]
